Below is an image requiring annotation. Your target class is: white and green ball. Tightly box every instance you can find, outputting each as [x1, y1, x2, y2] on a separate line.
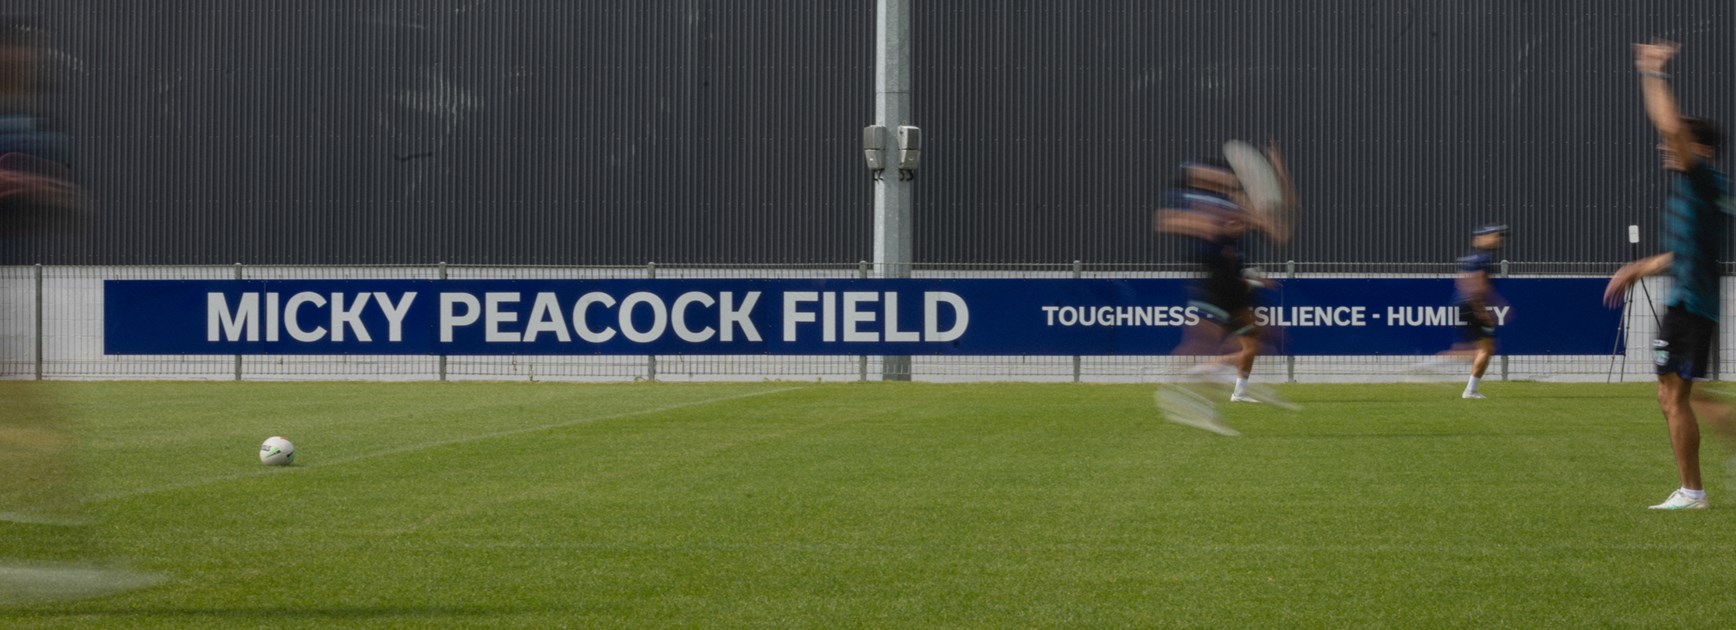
[259, 436, 296, 466]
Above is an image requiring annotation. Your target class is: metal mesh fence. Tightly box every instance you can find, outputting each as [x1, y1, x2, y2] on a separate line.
[0, 262, 1698, 383]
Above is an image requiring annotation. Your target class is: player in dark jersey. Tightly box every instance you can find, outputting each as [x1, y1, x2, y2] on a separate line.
[1455, 225, 1506, 399]
[1604, 40, 1736, 510]
[1152, 149, 1297, 434]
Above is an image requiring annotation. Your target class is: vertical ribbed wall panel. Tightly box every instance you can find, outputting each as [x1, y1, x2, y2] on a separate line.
[915, 1, 1735, 266]
[2, 2, 1731, 265]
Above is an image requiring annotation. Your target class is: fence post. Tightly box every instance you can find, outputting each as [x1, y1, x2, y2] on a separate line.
[1499, 259, 1509, 381]
[1285, 260, 1296, 383]
[438, 261, 449, 382]
[33, 264, 42, 380]
[1071, 260, 1083, 383]
[859, 260, 870, 382]
[233, 263, 243, 382]
[646, 262, 657, 382]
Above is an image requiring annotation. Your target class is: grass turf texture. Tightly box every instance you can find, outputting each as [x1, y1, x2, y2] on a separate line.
[1, 381, 1733, 627]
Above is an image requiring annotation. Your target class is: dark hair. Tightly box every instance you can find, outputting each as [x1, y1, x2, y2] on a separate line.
[1683, 117, 1724, 158]
[1194, 158, 1232, 172]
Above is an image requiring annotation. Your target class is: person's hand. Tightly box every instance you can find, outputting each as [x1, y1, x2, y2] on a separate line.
[1264, 138, 1286, 172]
[0, 169, 77, 206]
[1603, 268, 1635, 307]
[1633, 39, 1679, 74]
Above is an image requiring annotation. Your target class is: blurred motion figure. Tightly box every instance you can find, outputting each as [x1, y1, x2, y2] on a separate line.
[1152, 144, 1299, 435]
[0, 18, 74, 207]
[1445, 224, 1507, 399]
[0, 17, 162, 605]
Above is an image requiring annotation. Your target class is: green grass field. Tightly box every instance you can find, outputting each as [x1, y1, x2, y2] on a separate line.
[2, 380, 1734, 627]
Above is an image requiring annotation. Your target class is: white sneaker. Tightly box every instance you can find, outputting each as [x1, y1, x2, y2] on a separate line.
[1462, 391, 1486, 399]
[1236, 383, 1302, 411]
[1649, 490, 1708, 510]
[1156, 387, 1239, 437]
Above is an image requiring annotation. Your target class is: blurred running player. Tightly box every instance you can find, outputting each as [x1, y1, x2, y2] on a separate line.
[0, 17, 162, 604]
[1152, 145, 1298, 434]
[1455, 224, 1506, 399]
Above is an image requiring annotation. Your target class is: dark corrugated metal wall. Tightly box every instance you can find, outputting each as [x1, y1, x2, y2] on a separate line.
[3, 1, 1731, 265]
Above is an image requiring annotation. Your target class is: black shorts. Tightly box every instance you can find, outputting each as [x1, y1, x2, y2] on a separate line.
[1189, 278, 1257, 337]
[1459, 303, 1496, 342]
[1655, 307, 1717, 380]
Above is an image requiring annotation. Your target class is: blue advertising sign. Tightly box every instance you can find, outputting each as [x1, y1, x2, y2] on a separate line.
[1260, 278, 1618, 355]
[103, 278, 1622, 356]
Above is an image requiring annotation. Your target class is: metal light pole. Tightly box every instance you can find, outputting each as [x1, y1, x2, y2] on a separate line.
[873, 0, 913, 381]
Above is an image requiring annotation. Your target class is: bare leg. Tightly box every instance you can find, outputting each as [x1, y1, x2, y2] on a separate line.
[1236, 334, 1259, 378]
[1690, 386, 1736, 481]
[1658, 374, 1702, 491]
[0, 386, 80, 525]
[1694, 392, 1736, 448]
[1470, 338, 1494, 378]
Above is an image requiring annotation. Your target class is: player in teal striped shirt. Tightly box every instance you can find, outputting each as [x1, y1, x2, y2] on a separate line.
[1605, 40, 1736, 511]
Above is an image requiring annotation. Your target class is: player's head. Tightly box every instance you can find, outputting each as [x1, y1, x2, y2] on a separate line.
[1174, 159, 1249, 237]
[1660, 116, 1724, 170]
[1473, 224, 1507, 250]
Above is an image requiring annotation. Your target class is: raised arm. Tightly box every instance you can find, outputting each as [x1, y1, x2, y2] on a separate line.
[1635, 40, 1696, 168]
[1263, 141, 1299, 244]
[1153, 208, 1221, 240]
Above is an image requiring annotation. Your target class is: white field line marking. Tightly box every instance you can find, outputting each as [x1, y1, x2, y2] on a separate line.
[85, 387, 802, 504]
